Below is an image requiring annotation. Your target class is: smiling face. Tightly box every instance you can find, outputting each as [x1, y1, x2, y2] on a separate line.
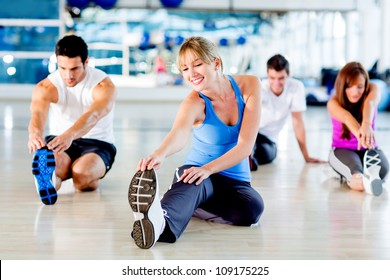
[176, 37, 223, 92]
[57, 55, 88, 87]
[267, 68, 288, 96]
[179, 50, 219, 91]
[345, 74, 366, 104]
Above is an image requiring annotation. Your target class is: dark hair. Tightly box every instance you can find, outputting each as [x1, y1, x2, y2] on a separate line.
[334, 61, 370, 139]
[55, 35, 88, 64]
[267, 54, 289, 75]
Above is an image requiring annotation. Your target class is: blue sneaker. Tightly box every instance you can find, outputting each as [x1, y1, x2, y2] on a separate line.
[32, 147, 57, 205]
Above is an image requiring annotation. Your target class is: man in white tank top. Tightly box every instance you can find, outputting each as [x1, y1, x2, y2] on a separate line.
[250, 54, 324, 171]
[28, 35, 117, 205]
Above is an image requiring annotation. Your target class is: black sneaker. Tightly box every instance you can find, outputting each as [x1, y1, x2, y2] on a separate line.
[128, 169, 165, 249]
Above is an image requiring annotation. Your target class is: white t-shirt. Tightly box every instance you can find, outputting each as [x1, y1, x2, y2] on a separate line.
[259, 77, 306, 142]
[48, 66, 115, 144]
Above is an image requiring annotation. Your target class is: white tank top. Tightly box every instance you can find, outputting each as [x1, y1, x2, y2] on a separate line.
[48, 66, 115, 144]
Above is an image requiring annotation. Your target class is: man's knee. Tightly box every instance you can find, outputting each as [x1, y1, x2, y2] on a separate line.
[72, 172, 99, 192]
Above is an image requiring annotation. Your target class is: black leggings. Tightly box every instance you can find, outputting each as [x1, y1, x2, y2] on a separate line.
[252, 133, 277, 165]
[158, 165, 265, 243]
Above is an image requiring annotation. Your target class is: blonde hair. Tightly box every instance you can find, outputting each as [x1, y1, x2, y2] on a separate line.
[176, 36, 223, 73]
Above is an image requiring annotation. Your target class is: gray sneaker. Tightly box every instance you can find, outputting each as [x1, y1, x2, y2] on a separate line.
[128, 169, 165, 249]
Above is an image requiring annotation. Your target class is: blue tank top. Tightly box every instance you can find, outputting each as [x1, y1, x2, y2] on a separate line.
[184, 75, 251, 182]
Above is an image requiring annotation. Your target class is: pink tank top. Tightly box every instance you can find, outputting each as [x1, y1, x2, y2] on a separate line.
[331, 115, 377, 150]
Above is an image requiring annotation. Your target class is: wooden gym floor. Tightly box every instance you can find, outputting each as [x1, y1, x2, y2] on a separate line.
[0, 98, 390, 260]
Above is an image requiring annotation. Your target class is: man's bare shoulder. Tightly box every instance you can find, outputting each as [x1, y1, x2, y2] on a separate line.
[35, 78, 56, 93]
[32, 78, 57, 102]
[99, 76, 115, 87]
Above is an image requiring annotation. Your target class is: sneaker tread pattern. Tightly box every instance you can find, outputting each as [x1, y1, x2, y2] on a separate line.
[32, 147, 57, 205]
[128, 169, 157, 249]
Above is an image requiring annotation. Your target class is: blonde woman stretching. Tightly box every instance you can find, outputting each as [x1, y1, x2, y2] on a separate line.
[128, 36, 264, 249]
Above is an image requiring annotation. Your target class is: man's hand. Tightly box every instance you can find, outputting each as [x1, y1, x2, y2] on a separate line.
[28, 133, 46, 154]
[46, 134, 73, 153]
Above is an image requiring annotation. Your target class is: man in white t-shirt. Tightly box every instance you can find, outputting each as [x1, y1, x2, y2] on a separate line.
[250, 54, 324, 170]
[28, 35, 117, 205]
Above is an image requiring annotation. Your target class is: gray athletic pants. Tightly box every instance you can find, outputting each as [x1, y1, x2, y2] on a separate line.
[328, 148, 389, 183]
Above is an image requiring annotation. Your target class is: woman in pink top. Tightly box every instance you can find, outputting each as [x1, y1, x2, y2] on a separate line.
[327, 62, 388, 196]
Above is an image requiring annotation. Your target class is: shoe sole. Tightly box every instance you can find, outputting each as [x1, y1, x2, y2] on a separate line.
[32, 147, 57, 205]
[371, 179, 383, 196]
[364, 150, 383, 196]
[128, 169, 158, 249]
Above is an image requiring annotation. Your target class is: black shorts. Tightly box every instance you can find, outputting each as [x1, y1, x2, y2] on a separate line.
[45, 135, 117, 176]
